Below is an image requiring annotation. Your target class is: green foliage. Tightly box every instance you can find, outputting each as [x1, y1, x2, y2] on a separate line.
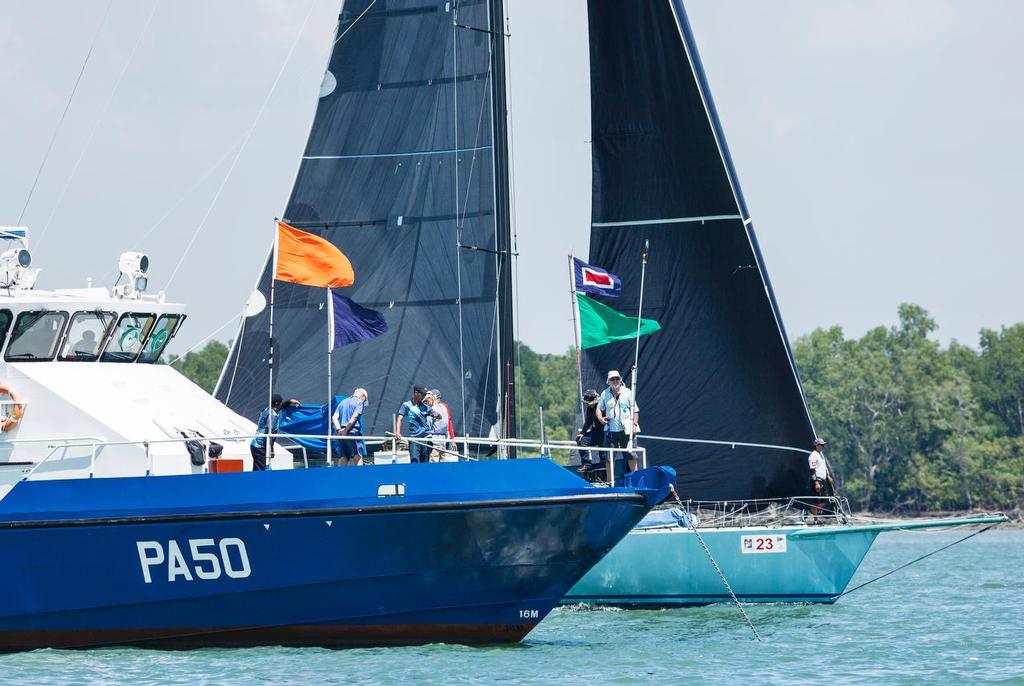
[974, 324, 1024, 437]
[166, 340, 230, 393]
[794, 305, 1024, 512]
[516, 344, 580, 443]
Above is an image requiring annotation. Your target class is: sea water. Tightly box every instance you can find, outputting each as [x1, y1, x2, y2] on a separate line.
[1, 529, 1020, 685]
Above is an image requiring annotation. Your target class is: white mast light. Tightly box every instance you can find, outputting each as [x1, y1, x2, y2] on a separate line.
[0, 248, 38, 289]
[119, 252, 149, 276]
[114, 252, 150, 299]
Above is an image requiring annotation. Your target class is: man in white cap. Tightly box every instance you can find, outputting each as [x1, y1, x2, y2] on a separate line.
[596, 370, 639, 473]
[332, 388, 369, 466]
[808, 438, 834, 520]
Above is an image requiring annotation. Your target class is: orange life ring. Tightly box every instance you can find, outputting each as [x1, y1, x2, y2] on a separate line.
[0, 385, 24, 432]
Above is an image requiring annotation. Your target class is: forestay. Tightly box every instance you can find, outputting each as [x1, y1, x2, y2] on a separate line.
[582, 0, 816, 500]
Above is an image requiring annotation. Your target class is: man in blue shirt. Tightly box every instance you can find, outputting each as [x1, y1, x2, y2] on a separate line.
[250, 393, 298, 471]
[332, 388, 368, 466]
[395, 384, 438, 463]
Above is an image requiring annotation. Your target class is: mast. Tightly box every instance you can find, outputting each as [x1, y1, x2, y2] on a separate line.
[489, 0, 516, 443]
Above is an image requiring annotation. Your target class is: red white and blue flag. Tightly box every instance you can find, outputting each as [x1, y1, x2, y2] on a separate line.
[573, 257, 621, 298]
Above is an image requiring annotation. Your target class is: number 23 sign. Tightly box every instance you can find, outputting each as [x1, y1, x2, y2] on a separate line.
[741, 534, 787, 554]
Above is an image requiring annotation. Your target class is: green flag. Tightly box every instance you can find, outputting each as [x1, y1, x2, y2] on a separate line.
[576, 293, 661, 349]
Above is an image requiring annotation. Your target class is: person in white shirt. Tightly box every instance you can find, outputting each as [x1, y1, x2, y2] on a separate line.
[596, 370, 640, 473]
[808, 438, 834, 520]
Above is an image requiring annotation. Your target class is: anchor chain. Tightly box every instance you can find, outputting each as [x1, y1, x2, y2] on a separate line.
[673, 488, 762, 642]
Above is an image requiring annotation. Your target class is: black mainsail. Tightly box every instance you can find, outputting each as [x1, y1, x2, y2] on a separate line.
[217, 0, 516, 440]
[583, 0, 815, 500]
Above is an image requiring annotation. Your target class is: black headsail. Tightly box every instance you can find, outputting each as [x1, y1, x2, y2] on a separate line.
[217, 0, 516, 441]
[583, 0, 815, 500]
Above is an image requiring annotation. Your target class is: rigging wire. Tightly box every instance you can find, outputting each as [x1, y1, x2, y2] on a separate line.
[452, 2, 468, 440]
[220, 309, 247, 405]
[482, 1, 505, 443]
[16, 0, 115, 225]
[501, 9, 524, 438]
[834, 524, 998, 600]
[168, 308, 243, 366]
[451, 2, 505, 440]
[220, 6, 340, 403]
[333, 0, 378, 46]
[163, 0, 318, 292]
[35, 0, 162, 250]
[95, 136, 245, 284]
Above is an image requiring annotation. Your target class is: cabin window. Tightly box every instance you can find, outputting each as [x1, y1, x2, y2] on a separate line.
[138, 314, 183, 363]
[100, 312, 155, 363]
[4, 311, 69, 362]
[0, 310, 12, 352]
[59, 311, 116, 361]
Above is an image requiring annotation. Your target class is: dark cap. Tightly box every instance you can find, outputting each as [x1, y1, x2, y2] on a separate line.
[413, 384, 429, 395]
[814, 438, 827, 446]
[583, 389, 599, 405]
[271, 393, 284, 406]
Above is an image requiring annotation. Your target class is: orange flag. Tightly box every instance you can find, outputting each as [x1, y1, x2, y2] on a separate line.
[274, 221, 354, 288]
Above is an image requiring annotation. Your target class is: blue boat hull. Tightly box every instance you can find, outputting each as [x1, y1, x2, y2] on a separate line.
[0, 461, 669, 649]
[563, 525, 879, 606]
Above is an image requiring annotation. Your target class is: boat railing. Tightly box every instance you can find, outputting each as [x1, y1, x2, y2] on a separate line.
[671, 496, 853, 529]
[6, 432, 646, 481]
[0, 436, 108, 480]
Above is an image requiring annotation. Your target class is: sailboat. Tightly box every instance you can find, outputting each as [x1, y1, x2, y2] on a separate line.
[0, 0, 673, 650]
[564, 0, 1005, 606]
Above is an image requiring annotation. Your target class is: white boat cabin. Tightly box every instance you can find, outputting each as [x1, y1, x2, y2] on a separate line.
[0, 246, 289, 497]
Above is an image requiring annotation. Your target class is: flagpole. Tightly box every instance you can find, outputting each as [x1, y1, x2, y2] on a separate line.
[630, 239, 649, 452]
[567, 255, 585, 421]
[267, 221, 279, 469]
[326, 286, 334, 467]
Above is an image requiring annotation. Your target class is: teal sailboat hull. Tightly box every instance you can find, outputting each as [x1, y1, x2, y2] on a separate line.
[563, 516, 1007, 606]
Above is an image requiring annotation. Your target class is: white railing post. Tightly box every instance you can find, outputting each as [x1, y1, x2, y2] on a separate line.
[145, 440, 152, 476]
[89, 443, 97, 478]
[391, 415, 397, 464]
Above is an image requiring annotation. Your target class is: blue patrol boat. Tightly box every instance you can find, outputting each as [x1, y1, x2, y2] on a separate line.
[0, 0, 674, 649]
[0, 457, 669, 648]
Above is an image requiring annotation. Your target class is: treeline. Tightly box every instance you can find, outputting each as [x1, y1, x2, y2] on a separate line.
[167, 304, 1024, 512]
[165, 340, 230, 393]
[794, 304, 1023, 513]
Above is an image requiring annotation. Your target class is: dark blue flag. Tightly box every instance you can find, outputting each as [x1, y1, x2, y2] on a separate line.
[329, 291, 388, 350]
[573, 257, 621, 297]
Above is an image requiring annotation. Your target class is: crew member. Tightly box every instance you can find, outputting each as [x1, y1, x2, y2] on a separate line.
[575, 389, 604, 479]
[596, 370, 639, 474]
[395, 385, 437, 463]
[250, 393, 298, 471]
[808, 438, 835, 520]
[333, 388, 368, 466]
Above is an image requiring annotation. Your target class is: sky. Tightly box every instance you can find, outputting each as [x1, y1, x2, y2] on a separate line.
[0, 0, 1021, 357]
